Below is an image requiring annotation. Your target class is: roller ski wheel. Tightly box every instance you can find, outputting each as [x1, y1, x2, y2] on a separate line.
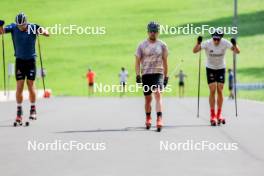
[156, 117, 163, 132]
[25, 121, 30, 126]
[145, 116, 152, 130]
[13, 117, 23, 127]
[217, 117, 226, 125]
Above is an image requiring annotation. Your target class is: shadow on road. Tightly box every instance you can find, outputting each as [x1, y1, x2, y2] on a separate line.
[55, 124, 209, 133]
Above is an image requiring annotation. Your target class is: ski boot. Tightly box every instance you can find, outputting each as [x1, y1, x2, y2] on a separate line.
[29, 106, 37, 120]
[210, 115, 217, 126]
[216, 109, 226, 125]
[145, 116, 152, 130]
[156, 117, 163, 132]
[14, 108, 23, 127]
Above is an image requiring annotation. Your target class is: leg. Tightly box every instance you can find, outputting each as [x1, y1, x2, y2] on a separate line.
[16, 80, 25, 105]
[208, 83, 217, 125]
[230, 88, 234, 99]
[154, 89, 163, 131]
[215, 68, 226, 123]
[216, 83, 224, 110]
[27, 80, 36, 104]
[216, 83, 226, 124]
[178, 86, 181, 97]
[27, 80, 38, 120]
[15, 80, 25, 124]
[154, 90, 162, 113]
[208, 83, 217, 110]
[15, 59, 26, 123]
[144, 95, 152, 114]
[144, 94, 152, 129]
[88, 84, 94, 96]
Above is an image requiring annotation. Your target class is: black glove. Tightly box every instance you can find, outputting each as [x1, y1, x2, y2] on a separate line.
[231, 38, 236, 46]
[164, 77, 169, 88]
[136, 75, 142, 84]
[197, 36, 203, 44]
[0, 20, 5, 26]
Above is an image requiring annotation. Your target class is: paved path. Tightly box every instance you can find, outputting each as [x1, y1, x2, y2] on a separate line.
[0, 97, 263, 176]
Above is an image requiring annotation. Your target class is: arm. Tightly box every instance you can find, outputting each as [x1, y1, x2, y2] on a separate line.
[163, 45, 169, 86]
[135, 56, 141, 83]
[38, 27, 49, 37]
[230, 38, 240, 54]
[163, 56, 168, 77]
[193, 36, 203, 53]
[135, 56, 141, 76]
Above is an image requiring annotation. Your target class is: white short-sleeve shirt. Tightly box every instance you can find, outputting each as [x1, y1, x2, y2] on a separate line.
[201, 38, 232, 69]
[119, 71, 128, 83]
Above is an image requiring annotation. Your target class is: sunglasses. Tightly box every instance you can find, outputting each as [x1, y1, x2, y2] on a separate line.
[148, 30, 158, 33]
[213, 38, 221, 41]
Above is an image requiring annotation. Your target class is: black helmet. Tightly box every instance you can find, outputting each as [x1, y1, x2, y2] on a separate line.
[212, 28, 224, 39]
[147, 21, 159, 32]
[15, 12, 27, 25]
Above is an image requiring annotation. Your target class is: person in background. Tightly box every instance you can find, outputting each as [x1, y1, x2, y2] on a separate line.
[175, 70, 187, 98]
[118, 67, 128, 97]
[86, 68, 96, 96]
[228, 69, 234, 99]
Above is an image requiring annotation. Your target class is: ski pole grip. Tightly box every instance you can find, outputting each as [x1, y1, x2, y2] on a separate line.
[0, 20, 5, 26]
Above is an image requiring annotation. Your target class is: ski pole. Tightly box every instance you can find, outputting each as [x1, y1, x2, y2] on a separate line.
[233, 0, 238, 117]
[2, 34, 6, 96]
[233, 52, 238, 117]
[37, 35, 46, 92]
[197, 50, 201, 118]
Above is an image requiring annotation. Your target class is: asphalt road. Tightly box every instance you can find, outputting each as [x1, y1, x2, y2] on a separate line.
[0, 97, 263, 176]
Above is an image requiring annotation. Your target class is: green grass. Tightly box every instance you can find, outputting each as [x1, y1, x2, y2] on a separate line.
[0, 0, 264, 100]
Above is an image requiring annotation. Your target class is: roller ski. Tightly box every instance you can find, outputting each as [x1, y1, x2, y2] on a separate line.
[13, 108, 30, 127]
[13, 117, 30, 127]
[145, 115, 152, 130]
[13, 116, 23, 127]
[210, 117, 217, 126]
[156, 117, 163, 132]
[217, 116, 226, 125]
[216, 109, 226, 125]
[29, 106, 37, 120]
[209, 109, 217, 126]
[14, 107, 23, 127]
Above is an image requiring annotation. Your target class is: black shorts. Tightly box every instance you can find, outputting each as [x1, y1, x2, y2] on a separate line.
[229, 86, 233, 90]
[142, 73, 164, 96]
[120, 81, 126, 86]
[89, 83, 94, 87]
[179, 81, 184, 87]
[206, 67, 225, 84]
[15, 59, 36, 81]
